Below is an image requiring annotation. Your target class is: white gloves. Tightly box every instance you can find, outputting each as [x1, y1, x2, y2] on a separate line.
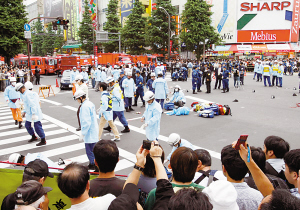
[32, 114, 38, 121]
[140, 123, 148, 130]
[79, 133, 84, 141]
[96, 108, 101, 115]
[126, 85, 128, 87]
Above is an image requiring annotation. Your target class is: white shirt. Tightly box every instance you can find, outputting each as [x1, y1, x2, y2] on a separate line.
[192, 170, 226, 187]
[67, 195, 115, 210]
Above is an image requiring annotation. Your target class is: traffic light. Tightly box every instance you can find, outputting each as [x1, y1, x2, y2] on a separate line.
[53, 17, 69, 30]
[52, 21, 58, 30]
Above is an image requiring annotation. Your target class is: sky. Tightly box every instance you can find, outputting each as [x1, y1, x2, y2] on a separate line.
[23, 0, 37, 6]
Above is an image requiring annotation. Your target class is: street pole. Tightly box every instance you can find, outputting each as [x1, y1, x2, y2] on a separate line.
[119, 34, 121, 53]
[93, 29, 95, 55]
[158, 7, 170, 63]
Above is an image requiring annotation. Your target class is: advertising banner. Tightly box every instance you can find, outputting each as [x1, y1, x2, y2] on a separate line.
[237, 30, 290, 42]
[44, 0, 64, 23]
[121, 0, 134, 27]
[87, 0, 97, 30]
[291, 0, 300, 42]
[65, 0, 79, 41]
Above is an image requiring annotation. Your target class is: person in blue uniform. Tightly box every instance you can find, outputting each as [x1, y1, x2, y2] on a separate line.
[132, 70, 145, 108]
[197, 66, 202, 92]
[122, 71, 136, 112]
[146, 72, 156, 93]
[192, 66, 198, 94]
[222, 67, 230, 93]
[152, 71, 168, 110]
[119, 70, 126, 93]
[170, 85, 186, 107]
[166, 133, 195, 161]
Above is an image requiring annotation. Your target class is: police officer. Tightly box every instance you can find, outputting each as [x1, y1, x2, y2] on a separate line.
[119, 70, 126, 93]
[222, 67, 230, 93]
[277, 61, 284, 87]
[205, 68, 212, 93]
[152, 71, 168, 110]
[263, 61, 272, 87]
[170, 85, 186, 107]
[272, 60, 279, 86]
[256, 60, 263, 82]
[122, 71, 136, 112]
[141, 91, 162, 141]
[146, 72, 156, 93]
[192, 66, 198, 94]
[98, 82, 120, 141]
[133, 70, 145, 107]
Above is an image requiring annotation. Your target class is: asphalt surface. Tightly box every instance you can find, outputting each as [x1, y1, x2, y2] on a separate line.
[1, 72, 300, 175]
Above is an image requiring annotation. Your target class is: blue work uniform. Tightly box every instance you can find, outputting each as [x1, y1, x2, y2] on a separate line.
[111, 83, 128, 127]
[79, 99, 98, 165]
[80, 71, 89, 82]
[170, 91, 186, 103]
[155, 66, 161, 78]
[119, 76, 126, 93]
[222, 69, 230, 91]
[277, 65, 284, 87]
[4, 85, 21, 109]
[146, 79, 155, 93]
[142, 100, 162, 141]
[101, 71, 106, 82]
[152, 77, 168, 109]
[192, 69, 198, 91]
[70, 70, 79, 83]
[112, 69, 120, 81]
[167, 139, 195, 160]
[122, 77, 135, 108]
[263, 65, 271, 86]
[135, 75, 145, 104]
[99, 91, 113, 121]
[197, 68, 202, 91]
[272, 64, 279, 86]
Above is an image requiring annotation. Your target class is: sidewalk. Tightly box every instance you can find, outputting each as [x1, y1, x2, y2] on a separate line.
[0, 83, 60, 106]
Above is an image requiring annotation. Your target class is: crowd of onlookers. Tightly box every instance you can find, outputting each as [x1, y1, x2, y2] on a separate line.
[1, 135, 300, 210]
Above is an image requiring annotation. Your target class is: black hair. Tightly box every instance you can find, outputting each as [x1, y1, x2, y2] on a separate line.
[57, 163, 90, 198]
[143, 147, 165, 178]
[264, 136, 290, 158]
[99, 82, 108, 91]
[126, 64, 129, 68]
[284, 149, 300, 173]
[168, 188, 213, 210]
[250, 147, 266, 173]
[22, 173, 44, 182]
[194, 149, 211, 166]
[221, 145, 248, 181]
[260, 189, 300, 210]
[170, 147, 198, 183]
[93, 140, 119, 173]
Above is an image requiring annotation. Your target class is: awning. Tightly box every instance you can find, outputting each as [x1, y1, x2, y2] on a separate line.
[290, 43, 300, 52]
[214, 44, 292, 53]
[62, 44, 82, 49]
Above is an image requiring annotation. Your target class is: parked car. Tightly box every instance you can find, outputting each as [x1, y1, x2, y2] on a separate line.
[60, 70, 72, 90]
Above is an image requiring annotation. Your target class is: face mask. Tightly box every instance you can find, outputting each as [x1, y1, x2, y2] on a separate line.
[11, 82, 16, 86]
[175, 88, 179, 92]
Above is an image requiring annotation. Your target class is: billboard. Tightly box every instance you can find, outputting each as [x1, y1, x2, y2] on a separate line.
[86, 0, 97, 30]
[44, 0, 64, 23]
[65, 0, 79, 41]
[121, 0, 134, 27]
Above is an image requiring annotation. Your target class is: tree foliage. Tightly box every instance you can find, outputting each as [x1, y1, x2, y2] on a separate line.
[147, 0, 177, 56]
[78, 0, 94, 54]
[32, 17, 44, 56]
[103, 0, 121, 53]
[0, 0, 28, 63]
[121, 0, 147, 55]
[42, 22, 55, 56]
[180, 0, 222, 60]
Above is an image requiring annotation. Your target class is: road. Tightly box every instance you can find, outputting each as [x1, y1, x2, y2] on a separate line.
[0, 72, 300, 176]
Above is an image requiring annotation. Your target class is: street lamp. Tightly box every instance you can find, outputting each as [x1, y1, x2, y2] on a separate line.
[158, 7, 170, 63]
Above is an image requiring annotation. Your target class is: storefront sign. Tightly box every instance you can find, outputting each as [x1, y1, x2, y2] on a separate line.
[240, 1, 291, 11]
[291, 0, 300, 42]
[237, 30, 290, 42]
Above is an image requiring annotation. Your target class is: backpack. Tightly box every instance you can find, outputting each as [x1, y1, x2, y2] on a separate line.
[218, 104, 225, 115]
[194, 170, 219, 186]
[224, 105, 232, 115]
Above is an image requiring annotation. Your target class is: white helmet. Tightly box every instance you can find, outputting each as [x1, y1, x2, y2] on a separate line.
[274, 60, 278, 63]
[106, 76, 114, 83]
[158, 71, 163, 76]
[10, 77, 16, 82]
[168, 133, 181, 146]
[73, 67, 77, 70]
[73, 90, 86, 100]
[24, 81, 33, 90]
[15, 83, 24, 92]
[127, 71, 132, 76]
[157, 63, 161, 66]
[9, 153, 21, 166]
[144, 91, 155, 102]
[174, 85, 181, 90]
[97, 65, 101, 69]
[150, 72, 156, 77]
[75, 75, 83, 81]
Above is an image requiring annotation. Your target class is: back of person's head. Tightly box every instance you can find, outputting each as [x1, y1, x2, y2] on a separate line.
[194, 149, 211, 167]
[100, 82, 108, 91]
[264, 136, 290, 158]
[143, 147, 164, 178]
[221, 145, 248, 181]
[250, 147, 266, 173]
[93, 140, 119, 173]
[170, 147, 198, 183]
[168, 188, 213, 210]
[22, 159, 53, 183]
[284, 149, 300, 173]
[259, 189, 300, 210]
[57, 163, 89, 198]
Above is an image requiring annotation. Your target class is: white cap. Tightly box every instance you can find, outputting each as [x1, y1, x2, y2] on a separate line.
[9, 153, 21, 167]
[203, 180, 239, 210]
[144, 91, 155, 101]
[10, 77, 16, 82]
[168, 133, 181, 146]
[24, 81, 33, 90]
[150, 72, 156, 77]
[73, 90, 86, 100]
[106, 76, 114, 83]
[73, 67, 77, 69]
[75, 75, 83, 81]
[274, 60, 278, 63]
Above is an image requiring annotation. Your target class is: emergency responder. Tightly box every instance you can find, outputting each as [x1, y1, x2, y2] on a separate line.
[133, 70, 145, 107]
[80, 67, 89, 83]
[103, 77, 130, 133]
[141, 91, 162, 141]
[256, 60, 263, 82]
[119, 70, 126, 93]
[278, 61, 284, 87]
[122, 71, 136, 112]
[192, 66, 198, 94]
[263, 61, 272, 87]
[90, 66, 96, 89]
[74, 90, 98, 170]
[94, 66, 102, 92]
[197, 66, 202, 92]
[222, 67, 230, 93]
[152, 71, 168, 110]
[98, 82, 120, 141]
[70, 67, 79, 95]
[146, 72, 156, 93]
[205, 68, 212, 93]
[272, 60, 279, 86]
[170, 85, 186, 107]
[4, 77, 23, 128]
[166, 133, 195, 161]
[15, 83, 46, 146]
[155, 63, 162, 78]
[111, 66, 120, 82]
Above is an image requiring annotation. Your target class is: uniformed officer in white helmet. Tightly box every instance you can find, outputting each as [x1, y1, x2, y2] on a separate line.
[166, 133, 195, 161]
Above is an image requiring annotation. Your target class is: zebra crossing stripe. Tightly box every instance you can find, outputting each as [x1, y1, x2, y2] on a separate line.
[0, 120, 48, 131]
[0, 124, 58, 137]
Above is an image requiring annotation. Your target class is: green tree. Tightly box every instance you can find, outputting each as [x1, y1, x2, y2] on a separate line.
[42, 22, 55, 56]
[78, 0, 94, 54]
[54, 26, 65, 53]
[0, 0, 28, 64]
[32, 17, 44, 56]
[180, 0, 222, 60]
[147, 0, 177, 56]
[121, 0, 147, 55]
[103, 0, 121, 53]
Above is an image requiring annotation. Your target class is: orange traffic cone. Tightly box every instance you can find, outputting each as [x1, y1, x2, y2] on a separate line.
[56, 79, 59, 88]
[245, 71, 247, 76]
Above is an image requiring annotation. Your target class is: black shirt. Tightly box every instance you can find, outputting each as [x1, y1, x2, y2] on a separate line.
[89, 177, 125, 198]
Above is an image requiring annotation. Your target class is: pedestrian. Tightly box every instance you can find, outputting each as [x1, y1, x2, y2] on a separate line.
[34, 66, 40, 85]
[239, 62, 246, 85]
[263, 61, 272, 87]
[146, 72, 156, 93]
[122, 71, 135, 112]
[141, 91, 162, 141]
[104, 77, 130, 133]
[15, 83, 46, 146]
[205, 68, 212, 93]
[152, 71, 168, 110]
[278, 61, 284, 87]
[17, 68, 25, 84]
[74, 90, 98, 170]
[4, 77, 23, 128]
[98, 82, 120, 141]
[256, 60, 263, 82]
[192, 67, 198, 94]
[133, 70, 145, 107]
[187, 60, 193, 78]
[214, 63, 222, 89]
[272, 60, 279, 86]
[222, 67, 230, 93]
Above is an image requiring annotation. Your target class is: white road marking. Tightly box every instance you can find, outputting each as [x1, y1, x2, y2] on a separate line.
[0, 124, 58, 137]
[63, 105, 78, 112]
[0, 119, 15, 125]
[0, 120, 48, 131]
[40, 99, 62, 106]
[185, 95, 215, 104]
